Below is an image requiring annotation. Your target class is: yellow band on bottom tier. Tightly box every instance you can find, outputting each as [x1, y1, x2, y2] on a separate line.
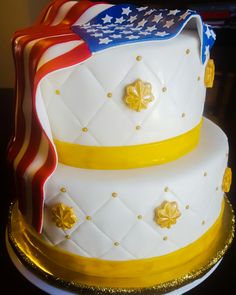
[8, 197, 234, 290]
[54, 120, 202, 169]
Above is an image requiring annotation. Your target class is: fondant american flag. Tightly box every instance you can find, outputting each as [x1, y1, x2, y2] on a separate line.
[8, 0, 215, 232]
[72, 3, 216, 63]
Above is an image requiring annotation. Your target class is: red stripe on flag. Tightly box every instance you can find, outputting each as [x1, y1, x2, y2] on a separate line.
[8, 0, 75, 167]
[32, 144, 56, 232]
[14, 35, 81, 223]
[8, 0, 105, 231]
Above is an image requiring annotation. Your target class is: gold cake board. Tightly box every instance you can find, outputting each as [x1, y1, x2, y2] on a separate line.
[6, 197, 235, 295]
[5, 238, 222, 295]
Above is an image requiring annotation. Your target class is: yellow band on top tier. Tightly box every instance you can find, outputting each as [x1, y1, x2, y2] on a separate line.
[54, 120, 202, 169]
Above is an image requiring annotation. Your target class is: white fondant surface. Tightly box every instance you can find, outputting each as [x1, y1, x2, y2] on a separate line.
[43, 119, 228, 260]
[39, 30, 206, 146]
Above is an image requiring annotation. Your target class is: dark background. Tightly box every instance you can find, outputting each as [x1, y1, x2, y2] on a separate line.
[1, 0, 236, 294]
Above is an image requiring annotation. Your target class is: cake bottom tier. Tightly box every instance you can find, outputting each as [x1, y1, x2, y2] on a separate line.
[7, 193, 235, 291]
[43, 118, 229, 260]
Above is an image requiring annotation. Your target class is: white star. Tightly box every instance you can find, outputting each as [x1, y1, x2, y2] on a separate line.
[82, 22, 90, 28]
[179, 11, 191, 20]
[137, 19, 148, 27]
[204, 45, 210, 57]
[167, 9, 181, 16]
[102, 14, 113, 23]
[163, 19, 175, 28]
[128, 15, 138, 23]
[131, 27, 142, 31]
[122, 7, 132, 16]
[123, 30, 133, 34]
[110, 34, 122, 39]
[86, 28, 97, 33]
[103, 30, 114, 33]
[146, 25, 157, 32]
[205, 26, 211, 39]
[155, 31, 169, 37]
[211, 29, 216, 40]
[116, 26, 126, 30]
[139, 31, 151, 36]
[91, 33, 103, 37]
[152, 13, 163, 23]
[126, 35, 140, 40]
[137, 6, 148, 12]
[115, 16, 125, 24]
[99, 37, 112, 44]
[144, 9, 155, 16]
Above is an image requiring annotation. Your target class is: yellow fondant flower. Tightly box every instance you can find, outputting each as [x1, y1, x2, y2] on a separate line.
[204, 59, 215, 88]
[155, 201, 181, 229]
[51, 203, 77, 229]
[222, 167, 232, 193]
[124, 79, 155, 112]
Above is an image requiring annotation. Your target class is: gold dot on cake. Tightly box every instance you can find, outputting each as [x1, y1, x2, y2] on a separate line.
[185, 205, 190, 210]
[136, 55, 142, 61]
[136, 125, 141, 130]
[164, 187, 169, 192]
[181, 113, 186, 118]
[216, 186, 219, 191]
[55, 89, 60, 95]
[107, 92, 112, 98]
[163, 236, 168, 241]
[197, 76, 201, 81]
[186, 49, 190, 54]
[162, 86, 167, 92]
[86, 216, 92, 221]
[65, 235, 71, 240]
[202, 220, 205, 225]
[204, 172, 207, 177]
[114, 242, 120, 246]
[137, 214, 143, 220]
[82, 127, 88, 132]
[112, 192, 118, 198]
[60, 187, 66, 193]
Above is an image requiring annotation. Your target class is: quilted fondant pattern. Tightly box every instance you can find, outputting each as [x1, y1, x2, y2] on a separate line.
[40, 31, 206, 146]
[42, 120, 229, 260]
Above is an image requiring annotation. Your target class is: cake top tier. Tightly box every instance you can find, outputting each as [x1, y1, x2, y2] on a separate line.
[37, 2, 215, 148]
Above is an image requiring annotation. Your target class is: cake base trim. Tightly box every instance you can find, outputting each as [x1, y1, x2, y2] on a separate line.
[54, 120, 202, 169]
[7, 196, 234, 293]
[4, 240, 223, 295]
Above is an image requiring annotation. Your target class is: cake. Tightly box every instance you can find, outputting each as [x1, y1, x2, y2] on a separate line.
[7, 0, 234, 294]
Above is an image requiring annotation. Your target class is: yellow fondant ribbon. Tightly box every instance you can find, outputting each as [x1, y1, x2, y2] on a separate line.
[10, 199, 227, 289]
[54, 120, 202, 169]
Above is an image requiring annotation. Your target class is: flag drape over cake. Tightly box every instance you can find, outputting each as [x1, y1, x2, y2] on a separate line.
[8, 1, 215, 233]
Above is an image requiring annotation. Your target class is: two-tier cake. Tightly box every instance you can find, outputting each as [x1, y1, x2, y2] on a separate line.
[6, 0, 234, 294]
